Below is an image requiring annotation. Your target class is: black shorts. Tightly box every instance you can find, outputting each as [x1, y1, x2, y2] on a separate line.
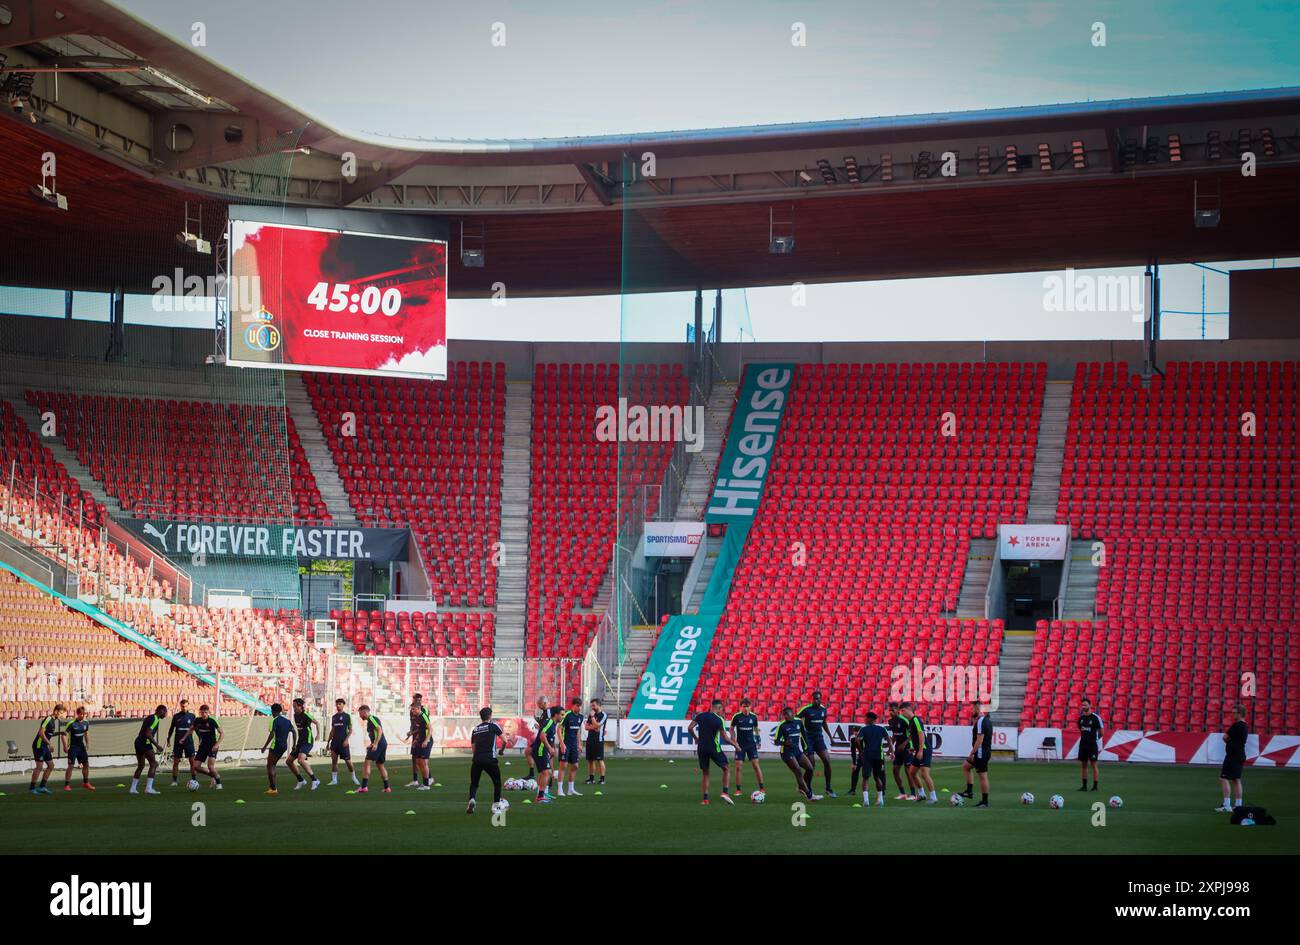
[32, 742, 53, 763]
[134, 740, 155, 758]
[561, 743, 580, 764]
[585, 739, 604, 762]
[173, 740, 195, 759]
[893, 746, 912, 767]
[267, 748, 286, 764]
[734, 744, 759, 762]
[910, 747, 933, 768]
[1220, 757, 1245, 781]
[1078, 741, 1100, 762]
[532, 750, 551, 772]
[698, 748, 728, 771]
[365, 741, 387, 765]
[805, 738, 828, 756]
[780, 748, 805, 764]
[67, 744, 88, 766]
[329, 741, 351, 760]
[412, 741, 432, 760]
[196, 743, 218, 763]
[858, 757, 885, 779]
[967, 753, 990, 773]
[294, 742, 314, 757]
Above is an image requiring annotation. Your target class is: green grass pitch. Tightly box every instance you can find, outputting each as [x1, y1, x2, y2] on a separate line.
[1, 756, 1294, 854]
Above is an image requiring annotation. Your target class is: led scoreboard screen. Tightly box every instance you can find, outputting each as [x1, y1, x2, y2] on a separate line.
[226, 220, 447, 380]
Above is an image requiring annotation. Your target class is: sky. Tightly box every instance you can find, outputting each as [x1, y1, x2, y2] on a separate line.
[91, 1, 1300, 340]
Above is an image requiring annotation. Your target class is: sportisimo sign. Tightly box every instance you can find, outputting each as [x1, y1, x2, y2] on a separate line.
[705, 363, 795, 523]
[122, 519, 409, 562]
[642, 522, 705, 557]
[627, 617, 719, 718]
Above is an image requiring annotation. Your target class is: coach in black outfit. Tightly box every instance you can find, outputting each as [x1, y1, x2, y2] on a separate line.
[466, 706, 506, 814]
[1216, 704, 1249, 813]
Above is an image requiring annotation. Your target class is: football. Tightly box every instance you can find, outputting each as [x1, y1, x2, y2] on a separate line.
[1108, 795, 1124, 808]
[187, 780, 199, 792]
[1049, 794, 1065, 809]
[949, 792, 965, 807]
[1020, 791, 1035, 805]
[750, 790, 766, 804]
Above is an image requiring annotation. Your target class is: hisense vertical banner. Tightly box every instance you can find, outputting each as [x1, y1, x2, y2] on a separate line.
[226, 220, 447, 380]
[627, 616, 720, 719]
[704, 363, 795, 523]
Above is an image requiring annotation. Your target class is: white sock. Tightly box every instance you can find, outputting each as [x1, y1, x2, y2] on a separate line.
[146, 778, 154, 789]
[1223, 796, 1231, 807]
[1233, 798, 1242, 808]
[130, 778, 139, 790]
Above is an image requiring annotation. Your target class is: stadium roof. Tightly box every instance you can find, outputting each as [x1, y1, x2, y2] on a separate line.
[3, 0, 1300, 298]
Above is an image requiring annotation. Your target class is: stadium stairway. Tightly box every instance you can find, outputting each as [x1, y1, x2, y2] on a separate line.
[1061, 548, 1099, 620]
[605, 623, 663, 716]
[954, 538, 995, 618]
[1026, 379, 1072, 523]
[284, 374, 356, 525]
[0, 393, 124, 519]
[492, 379, 533, 659]
[990, 632, 1035, 727]
[673, 381, 738, 521]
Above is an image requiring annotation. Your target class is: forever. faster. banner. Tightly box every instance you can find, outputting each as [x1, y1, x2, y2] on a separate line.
[121, 519, 409, 562]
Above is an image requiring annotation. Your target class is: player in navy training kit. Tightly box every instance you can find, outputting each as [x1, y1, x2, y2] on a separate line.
[774, 706, 819, 801]
[357, 704, 391, 793]
[466, 706, 507, 813]
[407, 693, 432, 789]
[851, 712, 888, 806]
[729, 698, 764, 796]
[131, 704, 168, 795]
[289, 697, 321, 791]
[797, 691, 836, 797]
[554, 697, 585, 797]
[167, 699, 196, 787]
[584, 698, 608, 785]
[532, 706, 561, 802]
[960, 701, 993, 807]
[525, 697, 549, 782]
[260, 702, 295, 794]
[328, 698, 359, 785]
[192, 704, 223, 788]
[29, 703, 66, 795]
[62, 706, 94, 792]
[901, 702, 937, 803]
[688, 699, 737, 805]
[1077, 697, 1104, 791]
[887, 702, 917, 799]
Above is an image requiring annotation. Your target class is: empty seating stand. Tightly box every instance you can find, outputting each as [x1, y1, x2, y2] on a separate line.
[335, 609, 493, 658]
[306, 362, 504, 608]
[695, 362, 1043, 719]
[527, 363, 688, 658]
[1028, 360, 1300, 735]
[25, 391, 328, 524]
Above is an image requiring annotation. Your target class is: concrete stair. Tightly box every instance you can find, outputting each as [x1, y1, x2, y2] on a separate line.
[605, 623, 662, 716]
[493, 380, 532, 659]
[954, 538, 995, 619]
[674, 382, 737, 522]
[283, 373, 356, 525]
[1062, 549, 1099, 620]
[683, 546, 718, 614]
[1026, 380, 1072, 524]
[991, 632, 1035, 727]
